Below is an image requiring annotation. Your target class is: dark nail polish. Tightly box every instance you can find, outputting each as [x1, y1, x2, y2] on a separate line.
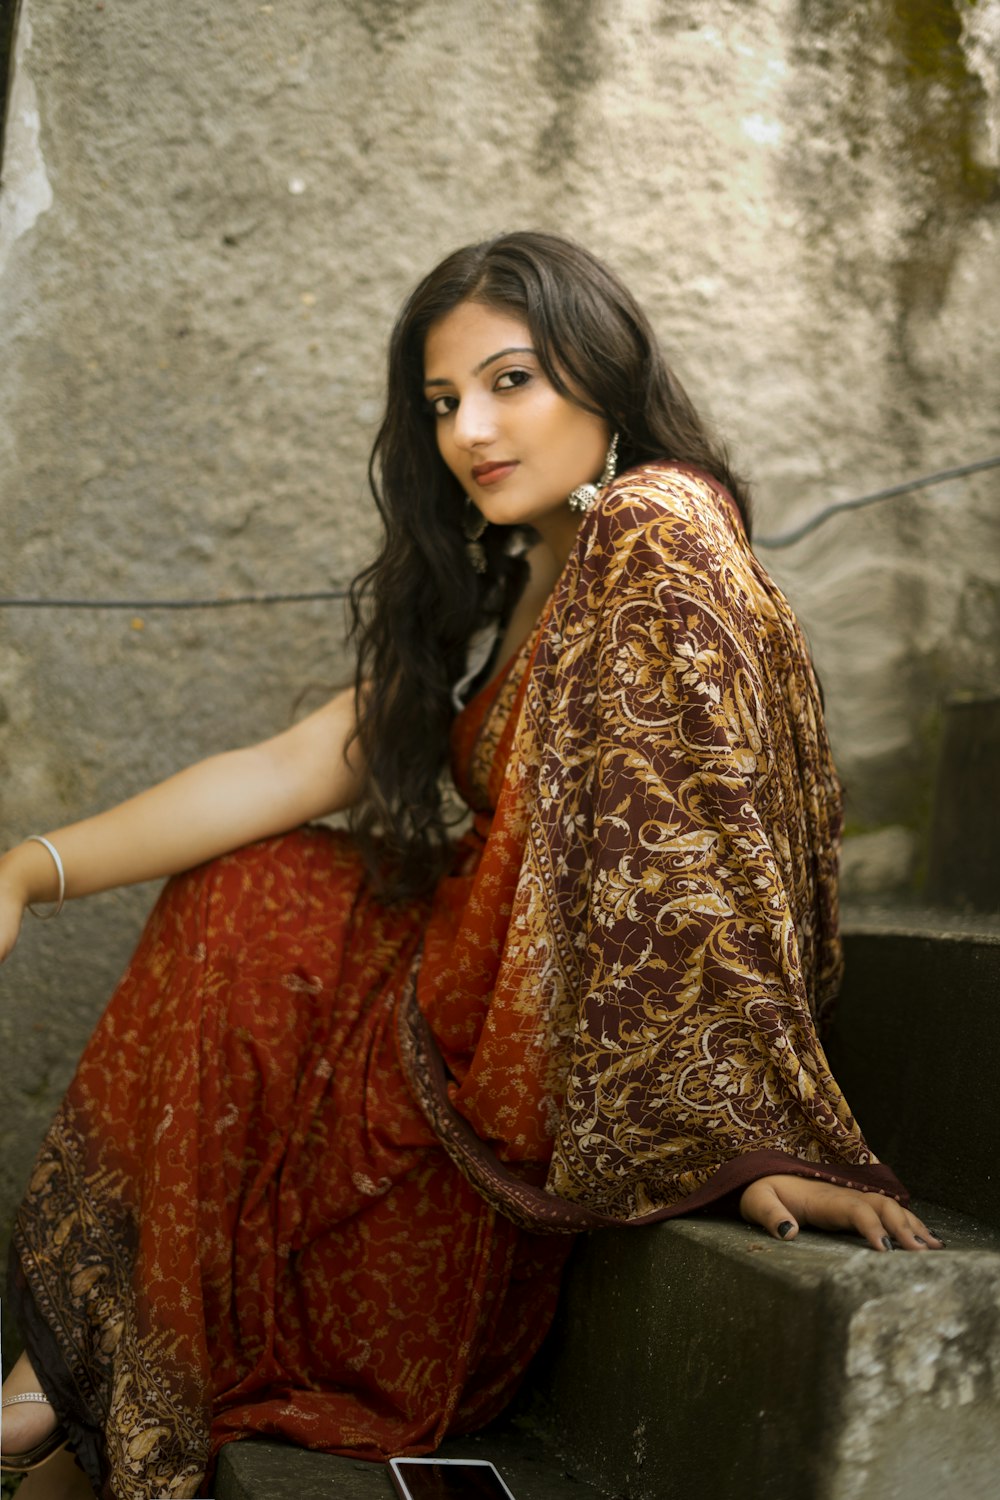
[777, 1220, 794, 1239]
[881, 1235, 895, 1251]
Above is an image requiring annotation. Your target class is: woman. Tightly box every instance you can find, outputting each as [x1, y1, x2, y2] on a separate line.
[1, 232, 940, 1500]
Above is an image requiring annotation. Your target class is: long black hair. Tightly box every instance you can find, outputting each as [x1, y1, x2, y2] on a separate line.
[348, 230, 750, 900]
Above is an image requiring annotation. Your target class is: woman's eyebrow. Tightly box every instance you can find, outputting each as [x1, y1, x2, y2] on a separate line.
[424, 346, 535, 388]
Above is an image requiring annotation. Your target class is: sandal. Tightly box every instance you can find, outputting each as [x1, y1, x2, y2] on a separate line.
[1, 1390, 68, 1473]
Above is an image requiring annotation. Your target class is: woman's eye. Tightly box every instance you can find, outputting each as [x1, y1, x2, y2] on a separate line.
[428, 394, 457, 418]
[495, 368, 532, 392]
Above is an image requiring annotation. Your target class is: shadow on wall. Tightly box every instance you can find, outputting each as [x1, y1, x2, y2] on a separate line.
[0, 0, 22, 173]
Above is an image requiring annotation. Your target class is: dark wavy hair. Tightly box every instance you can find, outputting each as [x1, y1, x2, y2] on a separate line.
[348, 230, 751, 900]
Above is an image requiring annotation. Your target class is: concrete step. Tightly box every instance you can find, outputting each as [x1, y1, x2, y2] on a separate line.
[215, 1421, 606, 1500]
[523, 1203, 1000, 1500]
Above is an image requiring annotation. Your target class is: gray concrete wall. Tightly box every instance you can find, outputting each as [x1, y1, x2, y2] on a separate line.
[1, 0, 999, 1251]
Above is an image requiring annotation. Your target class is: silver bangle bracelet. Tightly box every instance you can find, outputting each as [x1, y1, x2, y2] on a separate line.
[25, 835, 66, 919]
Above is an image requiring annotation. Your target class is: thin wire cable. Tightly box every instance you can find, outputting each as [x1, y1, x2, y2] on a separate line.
[0, 588, 350, 610]
[755, 454, 1000, 549]
[1, 454, 998, 608]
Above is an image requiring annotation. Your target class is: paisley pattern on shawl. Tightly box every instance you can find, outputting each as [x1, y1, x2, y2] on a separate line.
[403, 463, 905, 1225]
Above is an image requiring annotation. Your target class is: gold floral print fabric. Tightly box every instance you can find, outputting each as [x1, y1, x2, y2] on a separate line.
[407, 464, 903, 1225]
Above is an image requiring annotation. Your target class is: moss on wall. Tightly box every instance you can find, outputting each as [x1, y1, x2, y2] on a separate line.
[886, 0, 998, 336]
[794, 0, 998, 358]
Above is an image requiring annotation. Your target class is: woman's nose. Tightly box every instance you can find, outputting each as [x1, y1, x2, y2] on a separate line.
[452, 394, 497, 450]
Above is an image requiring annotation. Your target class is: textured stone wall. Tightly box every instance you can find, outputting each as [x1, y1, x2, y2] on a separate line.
[1, 0, 998, 1248]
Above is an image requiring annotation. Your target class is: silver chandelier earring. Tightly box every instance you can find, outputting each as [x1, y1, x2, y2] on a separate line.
[464, 499, 488, 573]
[567, 431, 620, 514]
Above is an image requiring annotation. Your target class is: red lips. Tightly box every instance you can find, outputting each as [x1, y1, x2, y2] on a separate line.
[471, 461, 518, 486]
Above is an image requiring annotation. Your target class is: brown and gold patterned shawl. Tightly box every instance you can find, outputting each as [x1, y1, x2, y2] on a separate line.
[400, 464, 905, 1230]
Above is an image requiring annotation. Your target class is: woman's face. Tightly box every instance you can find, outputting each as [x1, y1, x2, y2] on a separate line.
[423, 300, 610, 561]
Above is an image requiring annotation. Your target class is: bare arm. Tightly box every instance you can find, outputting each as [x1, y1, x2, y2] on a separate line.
[0, 686, 363, 960]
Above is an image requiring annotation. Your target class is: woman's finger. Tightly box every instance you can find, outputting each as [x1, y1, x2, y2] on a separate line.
[840, 1197, 903, 1252]
[853, 1194, 945, 1251]
[739, 1180, 801, 1241]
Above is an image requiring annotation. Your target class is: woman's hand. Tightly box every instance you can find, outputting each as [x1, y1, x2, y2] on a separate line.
[740, 1174, 945, 1252]
[0, 880, 26, 962]
[0, 841, 60, 963]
